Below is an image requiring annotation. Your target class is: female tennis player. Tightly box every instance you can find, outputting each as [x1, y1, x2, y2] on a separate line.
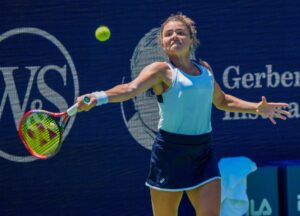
[76, 13, 290, 216]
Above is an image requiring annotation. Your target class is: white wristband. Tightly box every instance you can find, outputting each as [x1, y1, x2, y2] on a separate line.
[92, 91, 108, 106]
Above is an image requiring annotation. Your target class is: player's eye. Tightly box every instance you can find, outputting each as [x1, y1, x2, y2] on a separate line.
[164, 31, 173, 37]
[177, 31, 186, 36]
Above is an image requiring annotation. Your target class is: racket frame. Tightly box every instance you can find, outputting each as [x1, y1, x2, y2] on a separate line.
[18, 97, 89, 159]
[18, 109, 69, 159]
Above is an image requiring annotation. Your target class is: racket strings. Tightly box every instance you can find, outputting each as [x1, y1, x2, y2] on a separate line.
[21, 112, 62, 156]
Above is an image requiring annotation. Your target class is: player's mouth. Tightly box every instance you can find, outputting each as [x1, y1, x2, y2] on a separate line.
[170, 41, 181, 48]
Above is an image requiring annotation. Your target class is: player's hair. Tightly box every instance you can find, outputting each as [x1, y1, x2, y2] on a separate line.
[160, 12, 200, 52]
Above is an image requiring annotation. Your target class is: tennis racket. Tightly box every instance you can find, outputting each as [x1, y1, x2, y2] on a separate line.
[18, 97, 90, 159]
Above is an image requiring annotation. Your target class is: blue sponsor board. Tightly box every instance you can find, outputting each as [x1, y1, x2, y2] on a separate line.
[286, 166, 300, 216]
[246, 167, 279, 216]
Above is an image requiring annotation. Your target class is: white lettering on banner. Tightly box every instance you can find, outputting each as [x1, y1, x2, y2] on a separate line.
[0, 65, 69, 130]
[0, 27, 79, 162]
[37, 65, 69, 114]
[223, 102, 300, 120]
[0, 66, 38, 129]
[223, 64, 300, 89]
[247, 199, 272, 216]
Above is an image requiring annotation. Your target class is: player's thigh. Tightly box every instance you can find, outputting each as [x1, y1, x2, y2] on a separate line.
[186, 178, 221, 216]
[150, 188, 183, 216]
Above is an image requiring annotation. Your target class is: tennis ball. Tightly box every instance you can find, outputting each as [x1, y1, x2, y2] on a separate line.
[95, 25, 111, 42]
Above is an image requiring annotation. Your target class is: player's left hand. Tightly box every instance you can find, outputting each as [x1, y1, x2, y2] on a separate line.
[256, 96, 290, 124]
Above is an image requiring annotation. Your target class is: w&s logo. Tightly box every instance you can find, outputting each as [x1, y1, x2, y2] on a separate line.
[0, 27, 79, 162]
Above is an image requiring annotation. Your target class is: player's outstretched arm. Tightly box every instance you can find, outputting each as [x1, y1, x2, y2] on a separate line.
[76, 62, 169, 112]
[213, 81, 290, 124]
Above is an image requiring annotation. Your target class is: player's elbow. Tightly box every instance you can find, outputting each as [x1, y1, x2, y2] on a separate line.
[214, 101, 226, 110]
[213, 95, 227, 111]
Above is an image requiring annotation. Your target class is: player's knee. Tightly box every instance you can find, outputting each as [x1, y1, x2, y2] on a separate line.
[151, 200, 180, 216]
[195, 207, 220, 216]
[152, 206, 179, 216]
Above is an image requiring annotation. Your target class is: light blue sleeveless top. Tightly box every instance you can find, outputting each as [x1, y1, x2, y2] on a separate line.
[157, 61, 214, 135]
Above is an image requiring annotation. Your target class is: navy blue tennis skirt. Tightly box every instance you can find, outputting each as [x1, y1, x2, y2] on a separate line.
[145, 130, 220, 191]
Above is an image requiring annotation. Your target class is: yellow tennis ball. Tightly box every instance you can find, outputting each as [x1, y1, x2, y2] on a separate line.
[95, 25, 111, 42]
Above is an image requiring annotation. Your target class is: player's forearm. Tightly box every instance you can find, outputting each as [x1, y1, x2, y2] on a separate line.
[218, 94, 259, 114]
[105, 83, 139, 102]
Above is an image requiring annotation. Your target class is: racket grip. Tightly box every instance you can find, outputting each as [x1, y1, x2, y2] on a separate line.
[67, 104, 78, 116]
[67, 96, 91, 116]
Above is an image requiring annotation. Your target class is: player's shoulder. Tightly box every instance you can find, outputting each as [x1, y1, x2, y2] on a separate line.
[145, 61, 170, 75]
[148, 61, 170, 70]
[198, 59, 214, 74]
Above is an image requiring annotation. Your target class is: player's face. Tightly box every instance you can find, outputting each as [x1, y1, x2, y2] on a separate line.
[161, 21, 192, 56]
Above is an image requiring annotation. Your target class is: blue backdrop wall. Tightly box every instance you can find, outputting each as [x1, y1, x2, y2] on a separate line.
[0, 0, 299, 215]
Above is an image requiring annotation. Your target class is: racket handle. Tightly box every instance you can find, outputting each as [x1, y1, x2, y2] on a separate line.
[67, 96, 91, 116]
[67, 104, 78, 116]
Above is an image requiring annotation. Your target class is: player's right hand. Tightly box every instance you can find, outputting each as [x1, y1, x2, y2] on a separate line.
[76, 94, 97, 112]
